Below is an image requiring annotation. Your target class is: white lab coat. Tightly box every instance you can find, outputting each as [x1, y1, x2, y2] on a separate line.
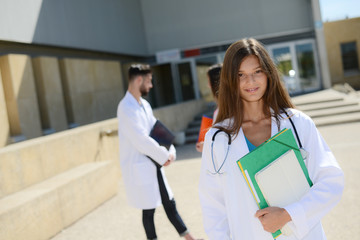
[199, 108, 344, 240]
[117, 91, 175, 209]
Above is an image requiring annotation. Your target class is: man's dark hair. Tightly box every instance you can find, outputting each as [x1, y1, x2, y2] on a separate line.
[128, 64, 152, 81]
[207, 63, 222, 98]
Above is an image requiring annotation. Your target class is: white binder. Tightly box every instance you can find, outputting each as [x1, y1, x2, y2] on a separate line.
[255, 149, 311, 235]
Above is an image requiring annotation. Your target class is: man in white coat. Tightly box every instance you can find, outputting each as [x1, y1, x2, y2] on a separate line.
[117, 64, 199, 240]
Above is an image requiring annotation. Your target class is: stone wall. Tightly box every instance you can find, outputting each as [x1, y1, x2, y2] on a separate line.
[59, 58, 125, 126]
[0, 54, 126, 146]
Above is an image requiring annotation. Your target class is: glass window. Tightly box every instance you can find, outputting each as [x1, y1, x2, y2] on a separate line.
[296, 43, 317, 89]
[341, 42, 359, 72]
[273, 47, 293, 76]
[272, 47, 299, 93]
[270, 40, 321, 94]
[296, 43, 315, 79]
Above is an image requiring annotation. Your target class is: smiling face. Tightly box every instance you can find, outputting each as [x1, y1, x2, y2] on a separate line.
[238, 55, 267, 103]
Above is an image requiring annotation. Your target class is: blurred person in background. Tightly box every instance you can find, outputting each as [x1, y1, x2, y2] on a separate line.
[195, 63, 222, 152]
[117, 64, 202, 240]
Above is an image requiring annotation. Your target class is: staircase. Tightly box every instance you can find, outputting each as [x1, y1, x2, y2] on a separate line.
[293, 89, 360, 126]
[183, 88, 360, 144]
[185, 103, 216, 144]
[0, 119, 120, 240]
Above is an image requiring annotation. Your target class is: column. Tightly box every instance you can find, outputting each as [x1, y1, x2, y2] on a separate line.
[312, 0, 332, 89]
[0, 70, 10, 147]
[32, 56, 68, 133]
[0, 54, 42, 141]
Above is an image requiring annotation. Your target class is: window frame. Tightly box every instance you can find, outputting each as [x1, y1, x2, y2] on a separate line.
[340, 41, 360, 77]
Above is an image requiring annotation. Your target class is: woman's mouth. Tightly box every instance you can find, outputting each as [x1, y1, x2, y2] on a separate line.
[245, 87, 259, 93]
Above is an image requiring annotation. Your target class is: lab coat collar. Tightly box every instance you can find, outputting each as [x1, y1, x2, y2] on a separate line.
[214, 108, 286, 156]
[125, 91, 144, 109]
[271, 114, 280, 137]
[270, 108, 288, 136]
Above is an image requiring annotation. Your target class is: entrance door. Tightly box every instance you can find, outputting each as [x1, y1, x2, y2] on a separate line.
[150, 63, 176, 108]
[171, 60, 199, 102]
[268, 40, 321, 95]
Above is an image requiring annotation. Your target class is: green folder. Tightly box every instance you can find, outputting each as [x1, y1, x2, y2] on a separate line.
[237, 128, 313, 239]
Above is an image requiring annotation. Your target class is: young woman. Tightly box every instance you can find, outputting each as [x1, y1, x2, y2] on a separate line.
[198, 38, 344, 240]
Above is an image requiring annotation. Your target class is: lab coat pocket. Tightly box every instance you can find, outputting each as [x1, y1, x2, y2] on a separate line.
[133, 162, 156, 185]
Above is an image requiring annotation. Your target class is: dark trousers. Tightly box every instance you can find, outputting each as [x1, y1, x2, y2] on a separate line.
[142, 167, 188, 239]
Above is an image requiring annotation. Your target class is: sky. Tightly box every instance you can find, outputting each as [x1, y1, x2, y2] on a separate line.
[320, 0, 360, 22]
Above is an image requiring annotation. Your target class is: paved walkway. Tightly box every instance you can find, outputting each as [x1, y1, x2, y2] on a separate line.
[51, 122, 360, 240]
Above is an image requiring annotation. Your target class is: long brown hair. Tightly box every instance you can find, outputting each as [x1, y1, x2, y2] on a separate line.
[214, 38, 295, 137]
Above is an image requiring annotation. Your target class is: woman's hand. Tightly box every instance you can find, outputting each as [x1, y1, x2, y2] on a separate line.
[195, 142, 204, 152]
[255, 207, 291, 233]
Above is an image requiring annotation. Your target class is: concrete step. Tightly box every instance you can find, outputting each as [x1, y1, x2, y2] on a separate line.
[313, 112, 360, 127]
[194, 113, 213, 122]
[305, 105, 360, 118]
[188, 119, 202, 128]
[292, 89, 347, 106]
[185, 126, 200, 136]
[184, 109, 214, 144]
[292, 88, 360, 126]
[0, 120, 115, 199]
[185, 135, 199, 144]
[295, 97, 344, 107]
[0, 160, 119, 240]
[297, 100, 359, 111]
[294, 96, 344, 106]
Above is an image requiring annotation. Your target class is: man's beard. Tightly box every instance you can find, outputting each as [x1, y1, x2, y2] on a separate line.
[140, 85, 149, 97]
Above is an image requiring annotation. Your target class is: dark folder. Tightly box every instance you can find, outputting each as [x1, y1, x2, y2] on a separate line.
[148, 120, 175, 168]
[150, 120, 175, 150]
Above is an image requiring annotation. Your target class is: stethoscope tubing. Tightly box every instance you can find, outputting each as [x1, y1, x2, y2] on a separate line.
[208, 111, 304, 175]
[209, 129, 231, 175]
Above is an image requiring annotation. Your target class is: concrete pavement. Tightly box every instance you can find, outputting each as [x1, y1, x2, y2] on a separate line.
[51, 121, 360, 240]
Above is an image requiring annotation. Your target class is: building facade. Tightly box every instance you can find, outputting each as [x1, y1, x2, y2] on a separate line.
[323, 17, 360, 89]
[0, 0, 329, 144]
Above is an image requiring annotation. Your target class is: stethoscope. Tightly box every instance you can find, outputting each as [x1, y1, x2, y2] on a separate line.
[208, 129, 232, 175]
[286, 112, 309, 160]
[208, 111, 307, 175]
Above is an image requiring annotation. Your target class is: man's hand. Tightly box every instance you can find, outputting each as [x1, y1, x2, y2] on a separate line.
[254, 207, 291, 233]
[163, 153, 175, 167]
